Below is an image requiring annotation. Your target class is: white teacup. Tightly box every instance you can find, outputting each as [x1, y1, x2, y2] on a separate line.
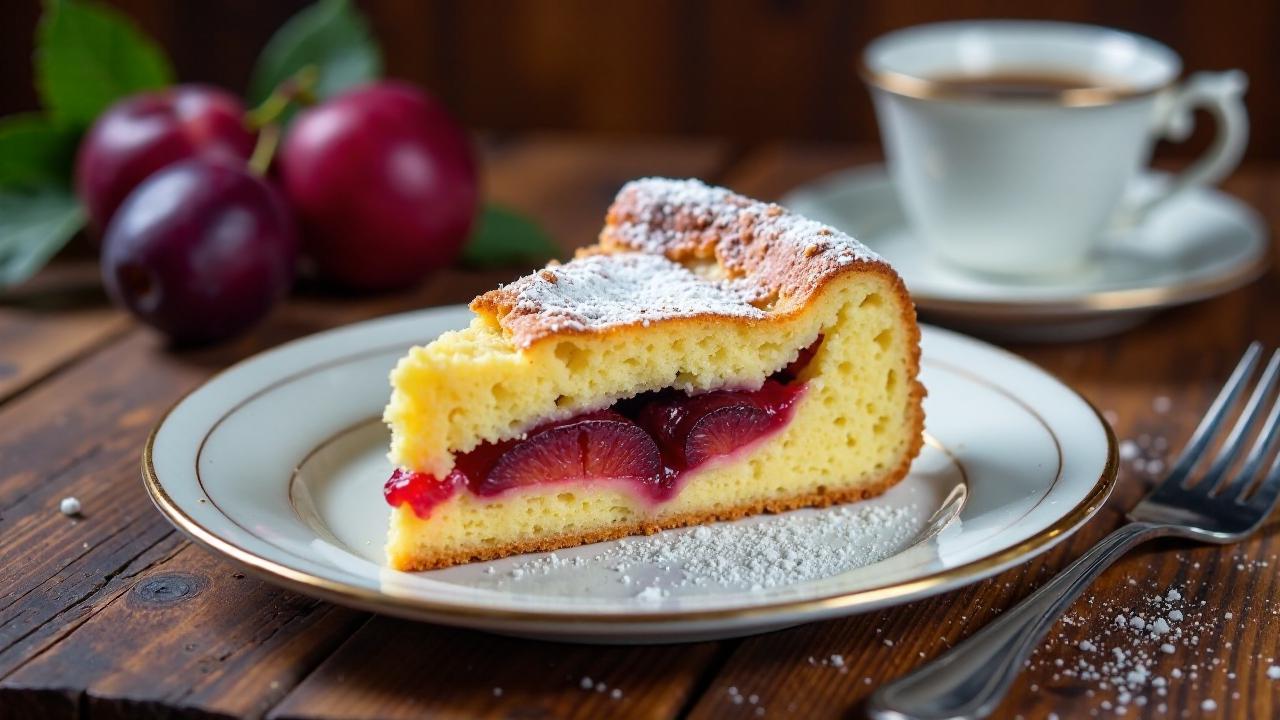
[862, 21, 1248, 278]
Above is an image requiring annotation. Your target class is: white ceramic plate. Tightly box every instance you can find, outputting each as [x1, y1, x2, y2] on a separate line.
[145, 307, 1117, 643]
[783, 165, 1269, 342]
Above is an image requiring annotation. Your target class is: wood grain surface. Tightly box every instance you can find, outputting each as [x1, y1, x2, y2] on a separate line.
[268, 619, 722, 720]
[0, 136, 1277, 719]
[0, 261, 131, 405]
[6, 1, 1280, 158]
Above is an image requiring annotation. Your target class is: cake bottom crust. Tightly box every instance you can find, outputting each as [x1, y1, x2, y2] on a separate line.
[390, 432, 920, 572]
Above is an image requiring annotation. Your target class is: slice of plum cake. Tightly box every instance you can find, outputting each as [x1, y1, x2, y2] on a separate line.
[382, 177, 924, 571]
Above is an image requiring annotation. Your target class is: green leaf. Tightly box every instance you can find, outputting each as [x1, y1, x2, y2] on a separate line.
[461, 204, 561, 269]
[0, 185, 85, 288]
[36, 0, 175, 128]
[248, 0, 381, 108]
[0, 114, 79, 189]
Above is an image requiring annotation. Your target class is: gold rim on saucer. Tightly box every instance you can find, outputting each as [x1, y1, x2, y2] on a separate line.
[784, 165, 1271, 322]
[912, 249, 1271, 319]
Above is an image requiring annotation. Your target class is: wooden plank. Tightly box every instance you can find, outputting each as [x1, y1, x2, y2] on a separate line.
[268, 618, 720, 720]
[49, 1, 1280, 155]
[0, 326, 374, 720]
[1, 546, 364, 720]
[0, 136, 732, 719]
[674, 147, 1280, 719]
[482, 133, 731, 252]
[0, 260, 132, 404]
[445, 2, 696, 137]
[698, 1, 876, 143]
[0, 330, 202, 680]
[0, 267, 508, 719]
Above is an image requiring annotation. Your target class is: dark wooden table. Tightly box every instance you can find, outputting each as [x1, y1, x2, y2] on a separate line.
[1, 136, 1277, 719]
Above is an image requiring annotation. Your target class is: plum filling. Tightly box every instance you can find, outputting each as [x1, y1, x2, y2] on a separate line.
[385, 337, 822, 518]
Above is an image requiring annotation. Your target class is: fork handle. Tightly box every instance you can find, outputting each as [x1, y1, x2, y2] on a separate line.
[867, 521, 1169, 720]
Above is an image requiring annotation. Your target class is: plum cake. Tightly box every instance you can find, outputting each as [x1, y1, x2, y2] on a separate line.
[382, 177, 925, 571]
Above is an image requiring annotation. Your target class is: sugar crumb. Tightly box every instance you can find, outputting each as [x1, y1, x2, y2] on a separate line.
[59, 496, 81, 516]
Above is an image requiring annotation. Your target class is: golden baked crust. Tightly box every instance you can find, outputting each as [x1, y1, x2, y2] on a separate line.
[471, 178, 890, 349]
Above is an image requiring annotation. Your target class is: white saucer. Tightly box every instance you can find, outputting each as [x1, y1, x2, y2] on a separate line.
[783, 166, 1269, 342]
[145, 306, 1116, 643]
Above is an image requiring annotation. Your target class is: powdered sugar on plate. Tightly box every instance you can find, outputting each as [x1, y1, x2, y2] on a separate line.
[466, 501, 923, 599]
[610, 503, 921, 595]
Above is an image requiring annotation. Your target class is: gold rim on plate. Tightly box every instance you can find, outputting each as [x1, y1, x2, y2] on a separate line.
[140, 332, 1119, 626]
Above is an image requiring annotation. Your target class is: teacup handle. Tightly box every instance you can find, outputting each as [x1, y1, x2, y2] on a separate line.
[1119, 70, 1249, 225]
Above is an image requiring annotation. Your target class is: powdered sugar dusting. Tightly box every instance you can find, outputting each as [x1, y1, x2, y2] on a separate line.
[607, 177, 741, 254]
[473, 502, 922, 597]
[492, 253, 766, 348]
[474, 178, 893, 348]
[608, 178, 881, 267]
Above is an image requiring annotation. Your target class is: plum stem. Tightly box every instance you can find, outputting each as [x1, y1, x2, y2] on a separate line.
[244, 65, 320, 175]
[246, 65, 320, 129]
[247, 124, 281, 177]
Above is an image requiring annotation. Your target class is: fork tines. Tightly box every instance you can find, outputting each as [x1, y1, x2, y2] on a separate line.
[1164, 342, 1280, 504]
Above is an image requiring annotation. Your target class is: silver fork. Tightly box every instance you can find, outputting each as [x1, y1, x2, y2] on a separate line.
[869, 343, 1280, 720]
